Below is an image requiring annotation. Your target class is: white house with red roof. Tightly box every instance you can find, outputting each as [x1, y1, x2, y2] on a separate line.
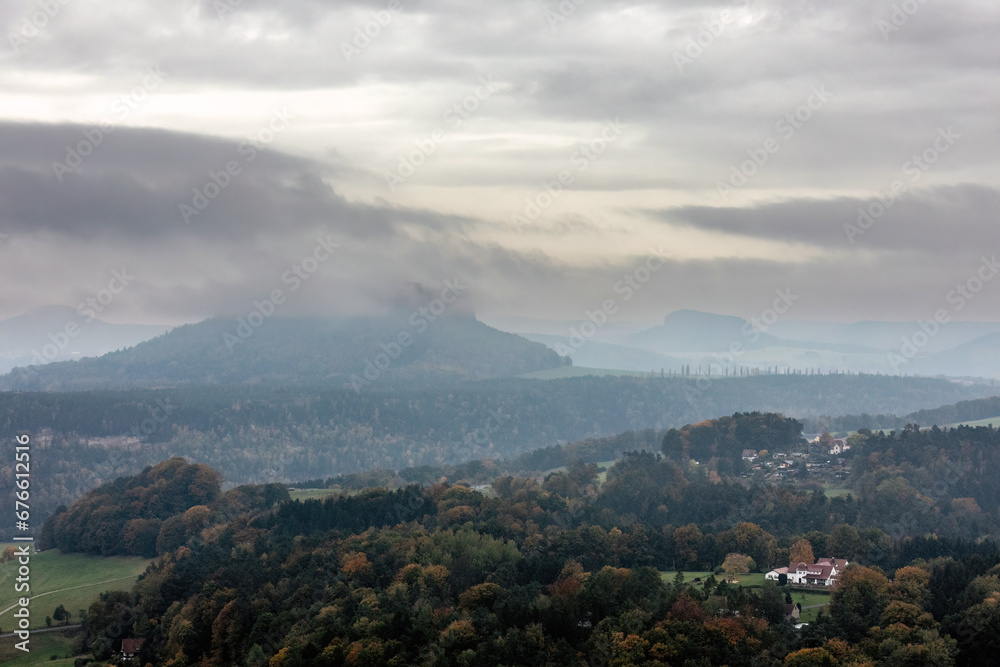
[766, 557, 848, 586]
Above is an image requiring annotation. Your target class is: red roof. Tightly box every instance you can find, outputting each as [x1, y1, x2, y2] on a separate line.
[804, 564, 835, 581]
[121, 638, 145, 654]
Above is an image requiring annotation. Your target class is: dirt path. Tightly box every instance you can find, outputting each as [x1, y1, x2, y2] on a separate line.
[0, 575, 138, 617]
[1, 624, 81, 638]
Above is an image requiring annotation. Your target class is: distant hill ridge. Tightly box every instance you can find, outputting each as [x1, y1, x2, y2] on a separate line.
[629, 309, 873, 354]
[0, 312, 566, 390]
[0, 305, 170, 373]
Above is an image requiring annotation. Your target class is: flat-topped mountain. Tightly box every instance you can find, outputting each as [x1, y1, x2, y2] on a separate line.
[0, 312, 566, 390]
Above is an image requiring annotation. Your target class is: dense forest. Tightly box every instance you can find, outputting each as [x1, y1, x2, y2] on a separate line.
[38, 458, 289, 557]
[45, 413, 1000, 665]
[3, 376, 998, 542]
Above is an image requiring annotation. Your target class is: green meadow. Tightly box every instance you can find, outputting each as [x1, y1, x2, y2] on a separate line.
[0, 547, 151, 631]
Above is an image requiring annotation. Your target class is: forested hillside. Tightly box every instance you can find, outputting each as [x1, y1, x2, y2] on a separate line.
[38, 458, 289, 557]
[66, 417, 1000, 666]
[802, 393, 1000, 432]
[3, 375, 997, 541]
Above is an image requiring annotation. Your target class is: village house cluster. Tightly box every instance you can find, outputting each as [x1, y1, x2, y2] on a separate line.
[740, 434, 853, 483]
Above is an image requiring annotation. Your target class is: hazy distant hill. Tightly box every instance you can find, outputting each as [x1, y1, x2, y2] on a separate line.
[503, 309, 1000, 377]
[910, 333, 1000, 379]
[518, 332, 684, 372]
[0, 313, 566, 390]
[629, 309, 878, 356]
[628, 310, 779, 353]
[799, 391, 1000, 433]
[0, 306, 170, 373]
[481, 315, 654, 342]
[769, 319, 1000, 354]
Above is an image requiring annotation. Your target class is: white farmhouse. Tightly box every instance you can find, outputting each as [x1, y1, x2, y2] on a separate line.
[766, 557, 848, 586]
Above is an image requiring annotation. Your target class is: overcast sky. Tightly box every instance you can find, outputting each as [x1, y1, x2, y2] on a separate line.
[1, 0, 998, 326]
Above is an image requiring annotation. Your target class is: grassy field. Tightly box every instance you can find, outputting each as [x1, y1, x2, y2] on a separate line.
[0, 628, 87, 665]
[541, 460, 617, 487]
[822, 482, 854, 498]
[660, 570, 715, 584]
[659, 571, 830, 622]
[942, 415, 1000, 429]
[288, 487, 343, 501]
[595, 460, 616, 486]
[0, 547, 151, 630]
[727, 573, 768, 587]
[789, 589, 831, 623]
[659, 571, 768, 586]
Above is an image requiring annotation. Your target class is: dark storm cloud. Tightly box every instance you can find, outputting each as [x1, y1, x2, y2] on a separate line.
[653, 183, 1000, 255]
[0, 122, 563, 322]
[0, 122, 395, 240]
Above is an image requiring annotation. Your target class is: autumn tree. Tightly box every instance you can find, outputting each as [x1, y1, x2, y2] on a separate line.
[123, 518, 162, 558]
[829, 565, 890, 642]
[789, 538, 815, 566]
[783, 647, 837, 667]
[728, 522, 778, 569]
[891, 565, 931, 606]
[723, 553, 754, 583]
[846, 432, 868, 450]
[826, 524, 864, 561]
[673, 524, 702, 569]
